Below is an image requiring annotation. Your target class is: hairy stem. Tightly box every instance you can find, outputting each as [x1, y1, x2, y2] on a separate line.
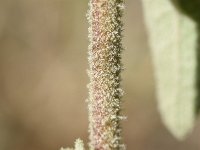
[87, 0, 125, 149]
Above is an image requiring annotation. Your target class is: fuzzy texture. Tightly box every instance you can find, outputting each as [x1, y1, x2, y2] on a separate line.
[142, 0, 197, 139]
[87, 0, 125, 149]
[74, 139, 85, 150]
[60, 139, 85, 150]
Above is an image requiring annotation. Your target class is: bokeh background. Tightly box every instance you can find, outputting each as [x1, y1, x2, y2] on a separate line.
[0, 0, 200, 150]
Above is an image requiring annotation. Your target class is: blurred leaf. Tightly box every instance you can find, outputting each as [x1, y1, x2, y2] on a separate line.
[142, 0, 197, 139]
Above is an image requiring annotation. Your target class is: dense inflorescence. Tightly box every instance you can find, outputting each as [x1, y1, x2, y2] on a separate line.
[87, 0, 125, 149]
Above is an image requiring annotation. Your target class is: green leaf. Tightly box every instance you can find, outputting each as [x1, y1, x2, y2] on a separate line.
[142, 0, 197, 139]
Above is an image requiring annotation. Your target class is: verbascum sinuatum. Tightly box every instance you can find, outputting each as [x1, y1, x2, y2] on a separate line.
[87, 0, 125, 149]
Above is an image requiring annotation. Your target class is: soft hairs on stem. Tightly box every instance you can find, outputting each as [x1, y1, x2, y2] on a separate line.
[87, 0, 125, 149]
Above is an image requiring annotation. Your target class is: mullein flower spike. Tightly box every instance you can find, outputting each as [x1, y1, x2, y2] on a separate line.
[87, 0, 125, 149]
[142, 0, 197, 139]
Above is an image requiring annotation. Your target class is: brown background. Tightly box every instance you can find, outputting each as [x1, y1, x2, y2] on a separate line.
[0, 0, 200, 150]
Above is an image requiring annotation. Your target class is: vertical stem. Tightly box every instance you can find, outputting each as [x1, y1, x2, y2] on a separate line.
[87, 0, 125, 150]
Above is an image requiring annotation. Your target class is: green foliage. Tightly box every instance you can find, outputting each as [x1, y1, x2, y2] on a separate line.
[142, 0, 198, 139]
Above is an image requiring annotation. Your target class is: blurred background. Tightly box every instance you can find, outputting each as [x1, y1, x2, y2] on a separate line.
[0, 0, 200, 150]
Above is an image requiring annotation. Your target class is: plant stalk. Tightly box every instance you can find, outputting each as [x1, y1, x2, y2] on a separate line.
[87, 0, 125, 149]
